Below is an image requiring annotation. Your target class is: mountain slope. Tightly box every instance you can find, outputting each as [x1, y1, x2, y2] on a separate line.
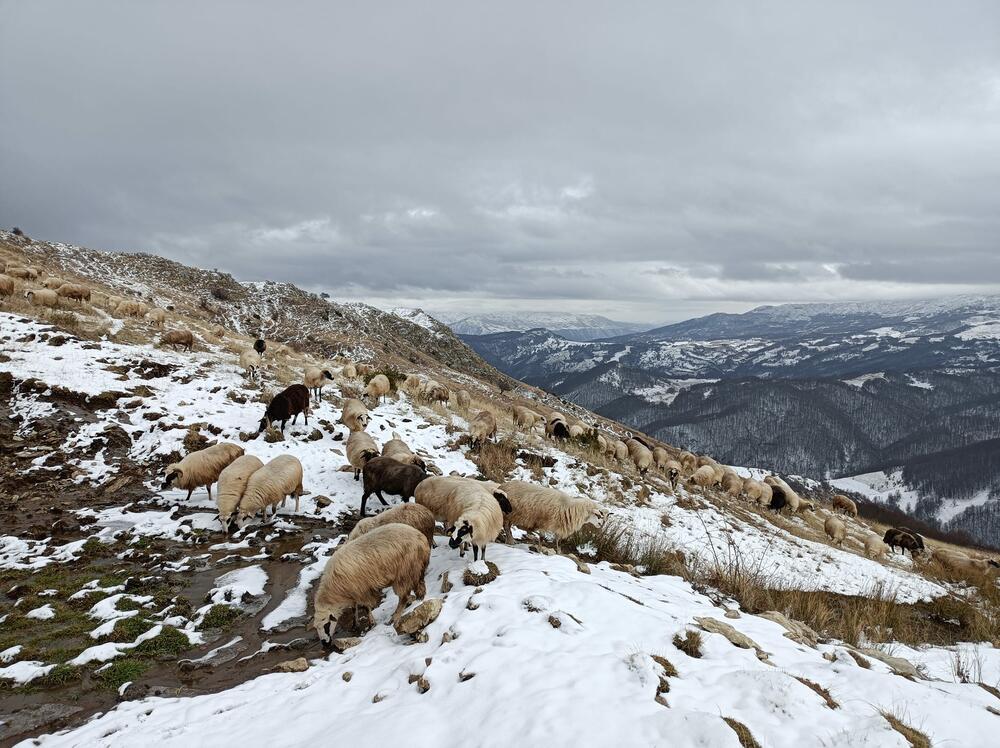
[448, 311, 650, 341]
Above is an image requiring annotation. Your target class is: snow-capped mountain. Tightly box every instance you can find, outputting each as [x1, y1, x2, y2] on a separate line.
[447, 312, 650, 341]
[463, 296, 1000, 545]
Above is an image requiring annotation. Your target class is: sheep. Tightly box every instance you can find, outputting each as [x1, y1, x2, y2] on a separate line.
[359, 457, 428, 517]
[356, 363, 375, 378]
[933, 548, 1000, 575]
[864, 534, 889, 559]
[42, 277, 65, 289]
[545, 411, 570, 440]
[364, 373, 391, 405]
[824, 516, 847, 546]
[161, 442, 245, 501]
[468, 410, 498, 445]
[342, 363, 358, 379]
[652, 446, 670, 471]
[258, 383, 311, 433]
[381, 431, 426, 470]
[414, 476, 511, 524]
[497, 480, 606, 552]
[721, 471, 744, 499]
[883, 528, 923, 557]
[402, 373, 423, 394]
[234, 454, 304, 523]
[743, 479, 767, 505]
[678, 451, 697, 474]
[161, 328, 194, 352]
[146, 307, 167, 327]
[4, 266, 34, 280]
[690, 465, 716, 493]
[55, 283, 90, 304]
[626, 438, 653, 474]
[568, 423, 585, 439]
[512, 405, 543, 432]
[340, 398, 370, 432]
[90, 290, 109, 308]
[443, 482, 511, 562]
[240, 348, 262, 378]
[898, 527, 926, 553]
[612, 439, 629, 463]
[663, 459, 682, 490]
[455, 389, 471, 409]
[346, 430, 380, 481]
[304, 366, 335, 403]
[254, 338, 267, 357]
[312, 523, 430, 646]
[0, 275, 16, 301]
[216, 454, 264, 533]
[421, 380, 450, 405]
[831, 494, 858, 517]
[116, 299, 148, 318]
[765, 476, 802, 513]
[25, 288, 59, 307]
[348, 503, 436, 547]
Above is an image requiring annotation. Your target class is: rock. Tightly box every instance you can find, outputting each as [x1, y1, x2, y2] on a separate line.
[307, 429, 323, 441]
[567, 553, 591, 574]
[857, 647, 921, 679]
[695, 617, 770, 661]
[263, 427, 285, 444]
[440, 572, 453, 593]
[46, 335, 67, 347]
[395, 598, 444, 635]
[1, 703, 83, 735]
[759, 610, 819, 648]
[313, 495, 332, 508]
[548, 615, 562, 629]
[462, 560, 499, 586]
[275, 657, 309, 673]
[183, 428, 210, 453]
[331, 637, 363, 653]
[724, 609, 741, 619]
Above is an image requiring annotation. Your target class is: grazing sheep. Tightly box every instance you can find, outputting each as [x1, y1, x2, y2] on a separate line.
[356, 363, 375, 378]
[414, 476, 511, 523]
[364, 373, 391, 405]
[25, 289, 58, 308]
[898, 527, 926, 553]
[235, 454, 304, 524]
[690, 465, 716, 493]
[513, 405, 543, 432]
[347, 430, 380, 481]
[652, 446, 670, 471]
[932, 548, 1000, 575]
[568, 423, 585, 440]
[359, 457, 428, 517]
[340, 398, 370, 432]
[612, 439, 629, 462]
[116, 299, 149, 318]
[254, 338, 267, 357]
[864, 534, 889, 559]
[469, 410, 498, 445]
[721, 471, 744, 499]
[312, 523, 430, 646]
[545, 412, 570, 440]
[239, 348, 262, 378]
[663, 459, 682, 490]
[402, 373, 423, 394]
[678, 451, 697, 475]
[831, 494, 858, 517]
[381, 431, 425, 470]
[342, 363, 358, 379]
[765, 476, 801, 513]
[4, 266, 34, 280]
[161, 442, 245, 501]
[216, 455, 264, 533]
[421, 380, 450, 405]
[883, 528, 923, 557]
[55, 283, 90, 304]
[498, 481, 606, 552]
[348, 503, 436, 547]
[0, 274, 14, 300]
[626, 438, 653, 474]
[455, 389, 471, 409]
[753, 481, 773, 508]
[42, 277, 66, 290]
[145, 307, 167, 327]
[258, 383, 311, 433]
[441, 482, 511, 562]
[304, 366, 335, 403]
[824, 516, 847, 546]
[161, 329, 194, 352]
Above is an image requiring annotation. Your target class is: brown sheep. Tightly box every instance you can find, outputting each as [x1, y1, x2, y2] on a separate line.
[831, 494, 858, 517]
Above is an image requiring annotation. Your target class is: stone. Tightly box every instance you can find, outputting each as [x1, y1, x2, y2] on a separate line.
[394, 598, 444, 635]
[313, 495, 332, 508]
[331, 637, 363, 653]
[275, 657, 309, 673]
[724, 609, 741, 619]
[759, 610, 819, 648]
[857, 647, 921, 679]
[695, 617, 770, 662]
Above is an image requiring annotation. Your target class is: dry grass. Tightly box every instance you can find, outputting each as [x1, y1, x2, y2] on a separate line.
[846, 650, 872, 669]
[794, 675, 839, 709]
[468, 436, 519, 483]
[722, 717, 762, 748]
[570, 517, 689, 577]
[881, 710, 931, 748]
[672, 629, 703, 658]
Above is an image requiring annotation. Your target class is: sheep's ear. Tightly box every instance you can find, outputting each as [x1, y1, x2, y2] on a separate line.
[494, 491, 513, 514]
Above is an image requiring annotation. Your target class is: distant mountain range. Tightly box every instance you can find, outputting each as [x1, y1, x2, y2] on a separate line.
[445, 312, 651, 341]
[461, 295, 1000, 546]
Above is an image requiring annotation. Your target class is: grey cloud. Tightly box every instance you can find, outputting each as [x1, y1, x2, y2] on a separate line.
[2, 1, 999, 324]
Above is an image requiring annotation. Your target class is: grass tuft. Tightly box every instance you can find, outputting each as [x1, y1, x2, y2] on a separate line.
[673, 629, 703, 658]
[723, 717, 762, 748]
[197, 604, 243, 631]
[794, 675, 839, 709]
[881, 710, 931, 748]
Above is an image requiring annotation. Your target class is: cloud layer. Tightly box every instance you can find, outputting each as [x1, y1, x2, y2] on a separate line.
[2, 1, 999, 323]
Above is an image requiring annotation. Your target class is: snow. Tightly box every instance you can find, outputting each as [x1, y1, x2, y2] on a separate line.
[26, 604, 55, 620]
[0, 660, 56, 685]
[1, 645, 23, 663]
[842, 372, 887, 388]
[905, 374, 934, 390]
[207, 566, 268, 605]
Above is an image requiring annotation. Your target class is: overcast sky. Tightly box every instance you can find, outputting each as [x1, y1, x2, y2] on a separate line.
[2, 2, 999, 324]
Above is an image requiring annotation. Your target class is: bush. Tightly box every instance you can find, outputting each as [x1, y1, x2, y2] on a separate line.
[210, 286, 232, 301]
[364, 365, 406, 391]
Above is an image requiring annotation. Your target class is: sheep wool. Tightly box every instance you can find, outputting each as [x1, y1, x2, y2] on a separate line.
[864, 534, 889, 559]
[216, 455, 265, 532]
[468, 410, 498, 445]
[831, 494, 858, 517]
[678, 451, 697, 475]
[824, 516, 847, 546]
[445, 482, 509, 562]
[25, 289, 58, 308]
[346, 429, 379, 480]
[313, 523, 430, 645]
[652, 446, 670, 471]
[145, 307, 167, 326]
[455, 389, 471, 409]
[348, 503, 436, 548]
[512, 405, 542, 432]
[340, 398, 370, 432]
[612, 439, 629, 462]
[304, 366, 335, 403]
[236, 454, 304, 523]
[381, 432, 424, 469]
[690, 465, 716, 492]
[0, 275, 15, 299]
[498, 481, 606, 552]
[414, 476, 507, 526]
[365, 373, 391, 404]
[161, 329, 194, 351]
[240, 348, 262, 377]
[56, 283, 91, 303]
[626, 438, 653, 474]
[162, 442, 245, 501]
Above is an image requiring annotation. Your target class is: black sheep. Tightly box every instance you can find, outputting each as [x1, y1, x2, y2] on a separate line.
[883, 528, 923, 557]
[768, 484, 788, 513]
[258, 384, 310, 434]
[359, 457, 428, 517]
[550, 420, 570, 440]
[897, 527, 926, 552]
[254, 338, 267, 357]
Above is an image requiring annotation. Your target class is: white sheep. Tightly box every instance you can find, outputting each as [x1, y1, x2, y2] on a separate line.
[25, 289, 59, 308]
[832, 494, 858, 517]
[864, 534, 889, 559]
[455, 389, 471, 409]
[340, 398, 370, 432]
[161, 328, 194, 352]
[0, 274, 14, 301]
[5, 266, 35, 280]
[468, 410, 498, 445]
[146, 307, 167, 327]
[824, 516, 846, 546]
[678, 451, 697, 474]
[235, 454, 304, 524]
[161, 442, 245, 501]
[414, 476, 503, 523]
[612, 439, 629, 462]
[664, 459, 682, 490]
[304, 366, 335, 403]
[346, 430, 379, 480]
[364, 373, 391, 405]
[765, 476, 802, 513]
[512, 405, 543, 432]
[444, 482, 509, 562]
[626, 438, 653, 474]
[347, 503, 436, 548]
[381, 431, 425, 469]
[240, 348, 262, 378]
[721, 470, 743, 498]
[216, 454, 264, 532]
[652, 446, 670, 471]
[56, 283, 90, 303]
[497, 480, 606, 552]
[933, 548, 1000, 575]
[42, 277, 66, 290]
[421, 379, 450, 405]
[312, 523, 430, 645]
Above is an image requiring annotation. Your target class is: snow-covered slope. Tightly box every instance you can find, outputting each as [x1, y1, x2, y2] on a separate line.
[449, 312, 650, 341]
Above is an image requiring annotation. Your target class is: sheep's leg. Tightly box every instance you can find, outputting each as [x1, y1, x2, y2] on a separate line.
[294, 492, 300, 513]
[473, 545, 480, 562]
[354, 469, 360, 481]
[359, 492, 370, 518]
[206, 483, 212, 501]
[504, 519, 512, 544]
[185, 488, 193, 501]
[390, 590, 408, 625]
[375, 490, 388, 506]
[554, 538, 561, 554]
[292, 413, 298, 425]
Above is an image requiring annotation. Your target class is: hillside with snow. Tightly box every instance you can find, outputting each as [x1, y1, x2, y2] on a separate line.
[449, 312, 650, 341]
[1, 233, 1000, 747]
